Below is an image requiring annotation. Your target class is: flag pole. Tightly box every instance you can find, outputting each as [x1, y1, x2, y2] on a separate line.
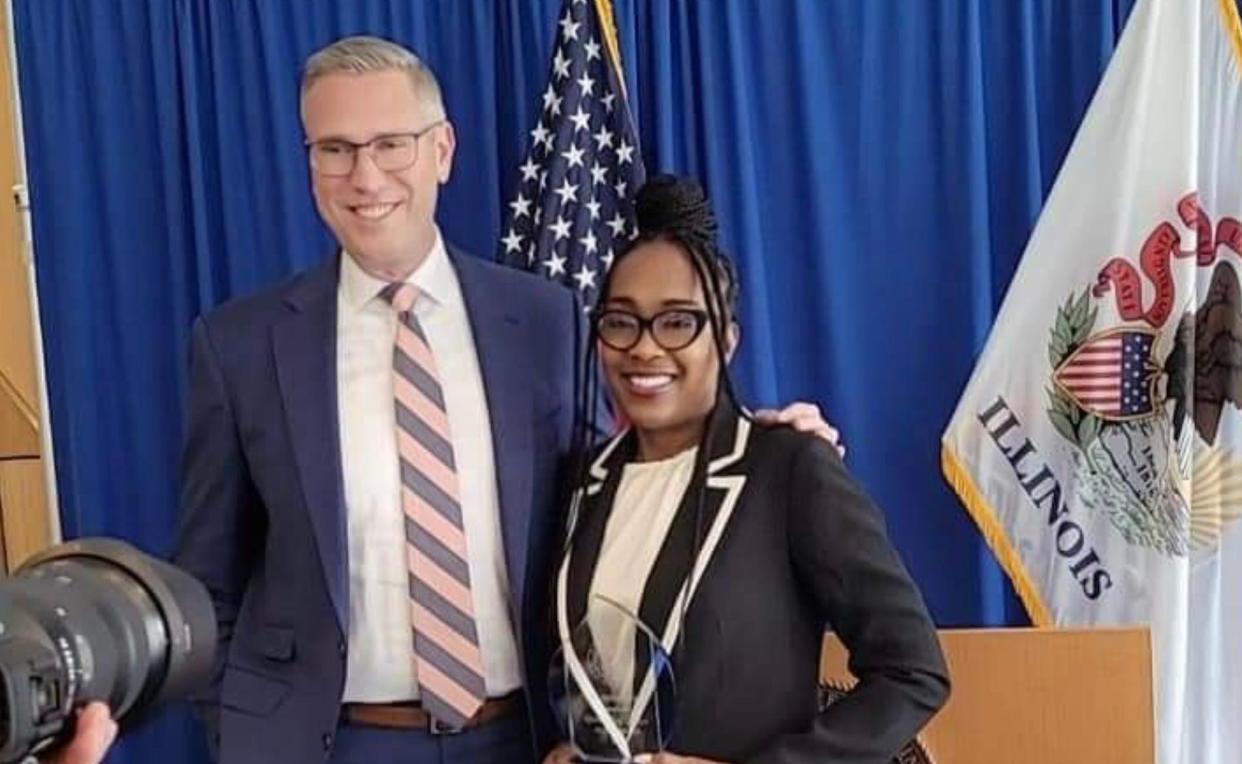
[592, 0, 627, 98]
[1218, 0, 1242, 68]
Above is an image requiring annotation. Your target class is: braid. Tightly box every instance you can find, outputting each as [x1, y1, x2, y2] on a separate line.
[634, 175, 718, 257]
[567, 174, 745, 656]
[591, 173, 747, 417]
[573, 174, 748, 482]
[628, 174, 740, 331]
[617, 175, 747, 658]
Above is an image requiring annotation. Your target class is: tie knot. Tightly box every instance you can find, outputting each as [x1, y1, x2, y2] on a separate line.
[381, 282, 420, 314]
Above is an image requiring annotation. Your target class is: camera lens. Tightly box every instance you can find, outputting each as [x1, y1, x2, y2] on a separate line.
[0, 539, 216, 763]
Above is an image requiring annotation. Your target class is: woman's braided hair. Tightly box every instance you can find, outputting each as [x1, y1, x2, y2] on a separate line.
[630, 174, 739, 332]
[565, 174, 746, 654]
[573, 174, 743, 460]
[570, 172, 745, 524]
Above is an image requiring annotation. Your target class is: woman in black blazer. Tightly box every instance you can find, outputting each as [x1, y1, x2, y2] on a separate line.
[544, 176, 949, 764]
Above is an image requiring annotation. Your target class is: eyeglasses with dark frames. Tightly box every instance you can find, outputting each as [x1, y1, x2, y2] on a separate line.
[594, 308, 710, 351]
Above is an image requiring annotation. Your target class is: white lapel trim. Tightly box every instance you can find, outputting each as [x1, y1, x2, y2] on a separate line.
[588, 428, 628, 489]
[555, 550, 633, 756]
[626, 417, 752, 732]
[709, 414, 750, 472]
[564, 429, 629, 542]
[553, 427, 635, 756]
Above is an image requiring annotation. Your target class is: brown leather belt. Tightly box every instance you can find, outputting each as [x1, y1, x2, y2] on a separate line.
[341, 693, 522, 734]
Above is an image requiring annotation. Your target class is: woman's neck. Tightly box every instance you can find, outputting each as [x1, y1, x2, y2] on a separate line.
[634, 420, 706, 462]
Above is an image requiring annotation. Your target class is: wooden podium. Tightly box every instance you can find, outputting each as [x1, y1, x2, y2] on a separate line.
[820, 627, 1155, 764]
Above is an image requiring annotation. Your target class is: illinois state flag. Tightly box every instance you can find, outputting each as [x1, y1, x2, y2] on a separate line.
[942, 1, 1242, 762]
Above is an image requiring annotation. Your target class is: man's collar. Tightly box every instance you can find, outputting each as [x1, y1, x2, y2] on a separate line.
[339, 230, 452, 313]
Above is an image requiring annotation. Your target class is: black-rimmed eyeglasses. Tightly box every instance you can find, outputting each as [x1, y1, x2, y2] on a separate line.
[594, 308, 710, 351]
[306, 120, 444, 177]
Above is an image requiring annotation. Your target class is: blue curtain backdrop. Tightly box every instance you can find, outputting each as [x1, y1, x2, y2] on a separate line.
[12, 1, 1136, 762]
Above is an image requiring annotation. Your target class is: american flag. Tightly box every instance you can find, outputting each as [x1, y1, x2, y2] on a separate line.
[1054, 330, 1158, 419]
[495, 0, 645, 309]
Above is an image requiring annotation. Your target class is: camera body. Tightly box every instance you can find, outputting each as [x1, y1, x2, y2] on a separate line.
[0, 539, 216, 763]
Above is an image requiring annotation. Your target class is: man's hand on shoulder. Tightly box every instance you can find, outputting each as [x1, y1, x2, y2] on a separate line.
[753, 401, 844, 456]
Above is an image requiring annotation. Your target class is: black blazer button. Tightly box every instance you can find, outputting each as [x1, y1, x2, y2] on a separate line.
[322, 732, 334, 751]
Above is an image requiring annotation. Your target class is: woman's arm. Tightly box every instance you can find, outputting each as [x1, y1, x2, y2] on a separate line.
[748, 437, 950, 764]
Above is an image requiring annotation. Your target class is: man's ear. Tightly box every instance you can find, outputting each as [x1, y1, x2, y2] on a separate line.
[435, 121, 456, 184]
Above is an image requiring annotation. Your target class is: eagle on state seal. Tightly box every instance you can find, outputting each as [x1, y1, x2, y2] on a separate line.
[1046, 194, 1242, 556]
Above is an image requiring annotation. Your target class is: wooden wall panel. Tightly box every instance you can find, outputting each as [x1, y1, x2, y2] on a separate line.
[0, 0, 35, 415]
[0, 0, 53, 567]
[0, 458, 50, 569]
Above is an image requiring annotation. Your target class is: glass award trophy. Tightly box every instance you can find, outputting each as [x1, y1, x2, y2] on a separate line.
[548, 595, 676, 762]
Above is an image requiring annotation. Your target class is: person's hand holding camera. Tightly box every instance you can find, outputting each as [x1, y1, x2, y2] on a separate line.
[40, 703, 116, 764]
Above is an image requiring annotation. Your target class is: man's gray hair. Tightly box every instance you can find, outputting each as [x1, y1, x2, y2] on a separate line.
[301, 35, 446, 120]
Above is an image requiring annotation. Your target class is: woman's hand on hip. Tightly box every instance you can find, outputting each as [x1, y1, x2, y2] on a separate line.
[542, 742, 578, 764]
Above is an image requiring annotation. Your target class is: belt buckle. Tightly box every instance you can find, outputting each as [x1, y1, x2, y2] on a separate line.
[428, 717, 463, 736]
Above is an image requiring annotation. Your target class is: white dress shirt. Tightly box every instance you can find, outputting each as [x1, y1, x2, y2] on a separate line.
[336, 233, 522, 702]
[588, 447, 698, 706]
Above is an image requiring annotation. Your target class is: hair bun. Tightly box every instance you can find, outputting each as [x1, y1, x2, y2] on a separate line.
[635, 174, 718, 251]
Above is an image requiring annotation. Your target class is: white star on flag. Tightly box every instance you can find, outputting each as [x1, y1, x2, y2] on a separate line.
[509, 193, 532, 218]
[569, 107, 591, 133]
[550, 215, 573, 241]
[495, 0, 645, 309]
[616, 140, 635, 165]
[577, 71, 596, 97]
[579, 229, 599, 255]
[520, 158, 539, 182]
[553, 48, 571, 79]
[531, 123, 550, 148]
[546, 92, 564, 117]
[559, 13, 581, 41]
[562, 144, 586, 168]
[543, 251, 567, 277]
[555, 179, 580, 205]
[501, 228, 523, 254]
[573, 263, 597, 291]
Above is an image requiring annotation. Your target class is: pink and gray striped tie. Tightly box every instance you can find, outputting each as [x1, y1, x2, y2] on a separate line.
[382, 282, 486, 729]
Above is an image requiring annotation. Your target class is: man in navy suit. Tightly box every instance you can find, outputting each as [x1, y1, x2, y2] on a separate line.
[173, 35, 834, 764]
[172, 35, 583, 764]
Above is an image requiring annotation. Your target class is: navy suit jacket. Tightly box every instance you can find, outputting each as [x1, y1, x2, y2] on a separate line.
[172, 248, 583, 764]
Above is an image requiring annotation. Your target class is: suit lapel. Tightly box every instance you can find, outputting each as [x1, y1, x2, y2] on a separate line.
[452, 250, 538, 616]
[272, 255, 348, 634]
[553, 430, 635, 751]
[555, 404, 753, 724]
[640, 404, 750, 653]
[563, 431, 634, 632]
[558, 407, 753, 643]
[629, 406, 751, 721]
[684, 403, 751, 622]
